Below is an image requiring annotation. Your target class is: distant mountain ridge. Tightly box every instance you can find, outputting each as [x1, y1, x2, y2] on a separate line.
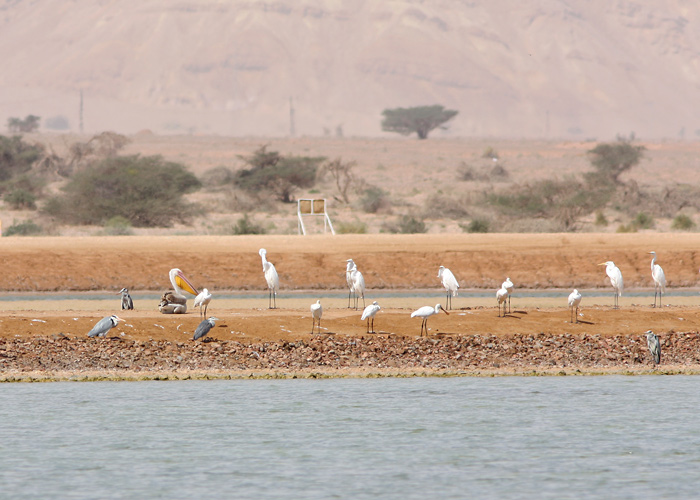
[0, 0, 698, 139]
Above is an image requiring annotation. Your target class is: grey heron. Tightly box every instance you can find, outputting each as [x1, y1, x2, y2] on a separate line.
[259, 248, 279, 309]
[598, 261, 623, 309]
[568, 289, 582, 323]
[193, 316, 219, 341]
[118, 287, 134, 310]
[87, 315, 123, 338]
[649, 251, 666, 308]
[194, 288, 212, 318]
[438, 266, 459, 310]
[411, 304, 449, 336]
[310, 300, 323, 334]
[644, 330, 661, 365]
[159, 268, 199, 314]
[361, 301, 381, 334]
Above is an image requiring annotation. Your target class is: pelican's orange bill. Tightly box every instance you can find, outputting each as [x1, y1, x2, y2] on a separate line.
[175, 271, 199, 296]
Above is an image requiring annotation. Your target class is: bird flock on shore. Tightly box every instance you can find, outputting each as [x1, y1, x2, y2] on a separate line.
[87, 249, 670, 366]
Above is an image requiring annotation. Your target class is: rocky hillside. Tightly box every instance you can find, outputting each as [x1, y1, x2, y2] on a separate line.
[1, 0, 699, 138]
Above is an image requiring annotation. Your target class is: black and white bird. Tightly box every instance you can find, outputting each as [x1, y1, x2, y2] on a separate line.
[118, 287, 134, 310]
[87, 315, 123, 338]
[193, 317, 219, 341]
[645, 330, 661, 365]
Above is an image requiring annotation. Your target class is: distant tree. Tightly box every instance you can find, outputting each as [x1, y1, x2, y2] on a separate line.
[321, 157, 357, 204]
[381, 105, 458, 139]
[586, 139, 646, 185]
[7, 115, 40, 133]
[0, 135, 44, 182]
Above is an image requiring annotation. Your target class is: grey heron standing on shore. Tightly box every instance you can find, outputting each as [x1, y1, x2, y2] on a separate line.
[644, 330, 661, 365]
[194, 317, 219, 341]
[87, 315, 123, 338]
[118, 288, 133, 310]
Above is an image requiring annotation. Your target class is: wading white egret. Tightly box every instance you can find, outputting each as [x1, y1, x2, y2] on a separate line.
[437, 266, 459, 310]
[346, 259, 356, 309]
[350, 264, 365, 310]
[496, 286, 508, 317]
[502, 277, 514, 313]
[194, 316, 218, 341]
[259, 248, 279, 309]
[649, 251, 666, 308]
[361, 301, 381, 334]
[118, 288, 133, 310]
[411, 304, 449, 336]
[310, 300, 323, 334]
[644, 330, 661, 365]
[598, 261, 623, 309]
[568, 289, 582, 323]
[194, 288, 212, 319]
[88, 315, 123, 338]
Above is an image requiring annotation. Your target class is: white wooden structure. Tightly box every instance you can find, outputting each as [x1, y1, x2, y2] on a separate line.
[297, 198, 335, 235]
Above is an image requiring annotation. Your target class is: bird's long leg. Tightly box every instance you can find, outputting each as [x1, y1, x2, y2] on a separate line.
[203, 303, 208, 320]
[311, 318, 315, 335]
[508, 295, 511, 314]
[273, 291, 277, 309]
[361, 294, 365, 310]
[370, 317, 374, 334]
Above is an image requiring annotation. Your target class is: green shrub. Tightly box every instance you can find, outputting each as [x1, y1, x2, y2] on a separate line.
[482, 146, 499, 160]
[231, 214, 266, 235]
[0, 135, 44, 182]
[102, 216, 133, 235]
[42, 155, 201, 227]
[633, 212, 654, 229]
[4, 219, 43, 236]
[671, 214, 695, 230]
[594, 211, 608, 226]
[397, 216, 427, 234]
[616, 224, 637, 233]
[200, 166, 235, 188]
[461, 218, 489, 233]
[4, 189, 36, 210]
[359, 186, 391, 214]
[336, 220, 367, 234]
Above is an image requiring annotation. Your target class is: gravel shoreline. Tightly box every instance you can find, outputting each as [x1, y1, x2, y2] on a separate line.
[3, 332, 700, 382]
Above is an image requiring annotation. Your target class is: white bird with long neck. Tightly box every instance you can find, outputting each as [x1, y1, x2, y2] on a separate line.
[437, 266, 459, 310]
[194, 288, 212, 318]
[259, 248, 279, 309]
[598, 261, 623, 309]
[411, 304, 449, 337]
[345, 259, 356, 309]
[502, 277, 514, 313]
[568, 289, 582, 324]
[350, 264, 365, 310]
[361, 301, 381, 334]
[159, 268, 199, 314]
[310, 300, 323, 334]
[497, 286, 508, 317]
[649, 251, 666, 308]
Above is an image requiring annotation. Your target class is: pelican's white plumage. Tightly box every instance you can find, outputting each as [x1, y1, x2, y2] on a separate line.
[437, 266, 459, 310]
[259, 248, 279, 309]
[159, 268, 199, 314]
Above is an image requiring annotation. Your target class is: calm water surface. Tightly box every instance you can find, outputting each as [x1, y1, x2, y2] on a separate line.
[1, 376, 699, 499]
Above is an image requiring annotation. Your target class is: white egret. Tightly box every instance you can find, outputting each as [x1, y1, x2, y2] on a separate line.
[88, 315, 123, 338]
[644, 330, 661, 365]
[118, 287, 133, 310]
[350, 264, 365, 310]
[194, 317, 219, 341]
[649, 251, 666, 308]
[568, 289, 582, 323]
[411, 304, 449, 337]
[502, 277, 514, 313]
[496, 286, 508, 317]
[437, 266, 459, 310]
[361, 301, 381, 334]
[194, 288, 213, 319]
[346, 259, 356, 309]
[310, 300, 323, 334]
[598, 261, 623, 309]
[159, 268, 199, 314]
[259, 248, 279, 309]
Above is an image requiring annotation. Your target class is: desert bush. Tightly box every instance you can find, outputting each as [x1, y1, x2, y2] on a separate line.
[43, 155, 201, 227]
[230, 214, 266, 235]
[0, 135, 44, 182]
[633, 212, 654, 229]
[672, 214, 695, 230]
[359, 186, 391, 214]
[336, 220, 368, 234]
[594, 211, 608, 227]
[396, 216, 427, 234]
[4, 219, 43, 236]
[482, 146, 499, 160]
[102, 216, 134, 235]
[423, 192, 470, 219]
[461, 218, 490, 233]
[457, 163, 480, 181]
[4, 189, 36, 210]
[490, 164, 510, 181]
[201, 166, 236, 188]
[586, 139, 645, 185]
[616, 224, 637, 233]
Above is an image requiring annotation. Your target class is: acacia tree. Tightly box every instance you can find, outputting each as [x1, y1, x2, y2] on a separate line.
[7, 115, 40, 133]
[586, 139, 646, 185]
[381, 105, 458, 139]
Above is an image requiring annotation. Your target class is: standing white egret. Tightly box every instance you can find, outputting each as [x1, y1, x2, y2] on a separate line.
[568, 289, 582, 323]
[118, 288, 133, 310]
[194, 288, 213, 319]
[350, 264, 365, 310]
[437, 266, 459, 310]
[644, 330, 661, 365]
[496, 286, 508, 317]
[346, 259, 356, 309]
[598, 261, 623, 309]
[87, 315, 123, 338]
[310, 300, 323, 334]
[194, 317, 219, 341]
[259, 248, 279, 309]
[361, 301, 381, 334]
[649, 251, 666, 308]
[502, 277, 514, 313]
[411, 304, 449, 337]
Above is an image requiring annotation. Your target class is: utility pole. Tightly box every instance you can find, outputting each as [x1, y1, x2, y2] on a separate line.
[289, 96, 295, 137]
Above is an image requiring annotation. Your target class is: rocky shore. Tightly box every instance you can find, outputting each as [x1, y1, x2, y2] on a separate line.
[3, 332, 700, 382]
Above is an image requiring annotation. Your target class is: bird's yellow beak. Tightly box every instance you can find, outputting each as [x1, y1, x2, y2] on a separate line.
[597, 263, 606, 266]
[175, 271, 199, 296]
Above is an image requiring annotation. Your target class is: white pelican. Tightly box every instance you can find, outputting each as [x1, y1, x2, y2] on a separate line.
[159, 268, 199, 314]
[346, 259, 356, 308]
[598, 261, 623, 309]
[310, 300, 323, 334]
[194, 317, 218, 341]
[568, 289, 582, 323]
[194, 288, 213, 318]
[411, 304, 449, 336]
[649, 251, 666, 308]
[438, 266, 459, 310]
[644, 330, 661, 365]
[361, 301, 381, 334]
[497, 286, 508, 317]
[88, 315, 123, 338]
[502, 277, 514, 313]
[118, 287, 133, 310]
[350, 264, 365, 310]
[259, 248, 279, 309]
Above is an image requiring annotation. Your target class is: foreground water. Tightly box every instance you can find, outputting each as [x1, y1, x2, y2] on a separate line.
[1, 376, 698, 499]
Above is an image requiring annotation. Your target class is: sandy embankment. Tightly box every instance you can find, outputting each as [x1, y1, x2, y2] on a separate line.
[1, 233, 699, 380]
